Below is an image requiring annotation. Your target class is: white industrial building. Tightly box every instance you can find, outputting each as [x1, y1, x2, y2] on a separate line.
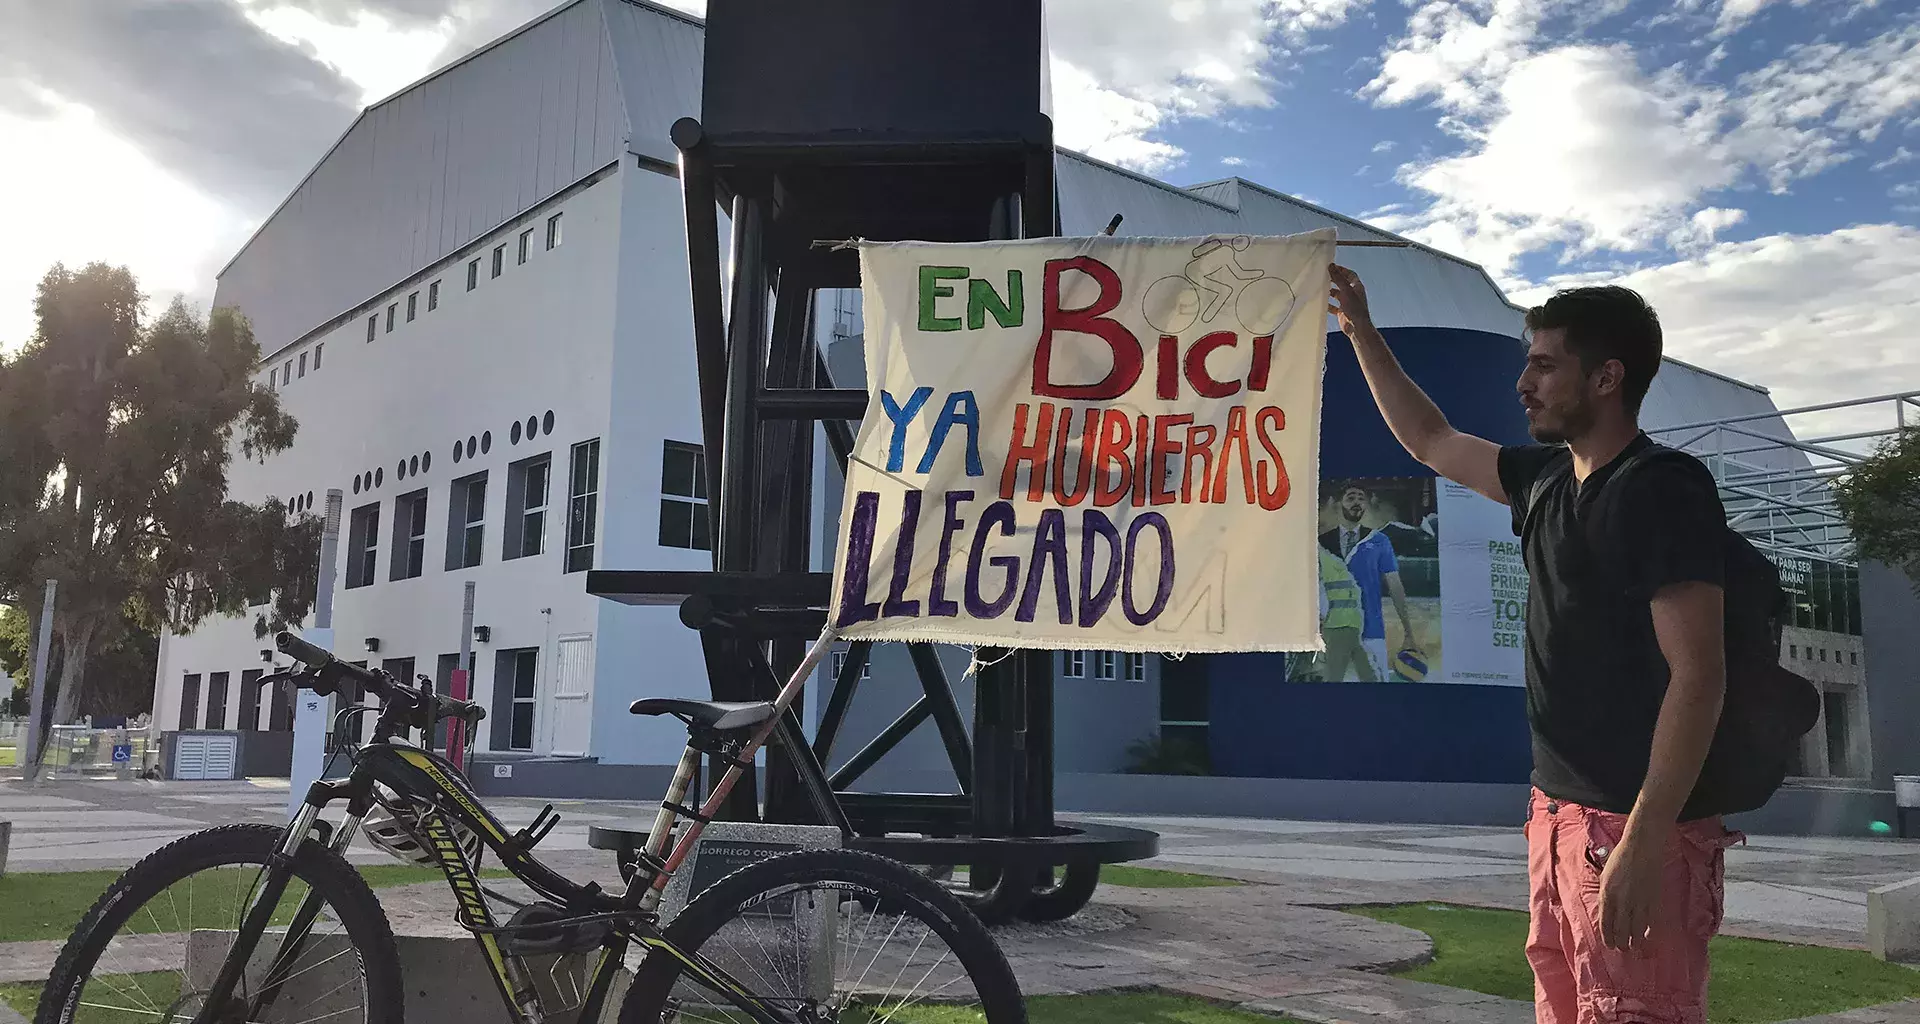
[151, 0, 1897, 820]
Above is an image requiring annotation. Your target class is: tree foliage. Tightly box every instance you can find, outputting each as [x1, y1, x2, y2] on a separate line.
[0, 263, 316, 755]
[1833, 429, 1920, 588]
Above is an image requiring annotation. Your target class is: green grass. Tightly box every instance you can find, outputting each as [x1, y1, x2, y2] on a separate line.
[953, 864, 1240, 889]
[1351, 902, 1920, 1024]
[1, 972, 180, 1023]
[0, 745, 15, 767]
[0, 864, 504, 943]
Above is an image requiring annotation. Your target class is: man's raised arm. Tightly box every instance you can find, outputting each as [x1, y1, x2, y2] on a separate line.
[1328, 264, 1506, 505]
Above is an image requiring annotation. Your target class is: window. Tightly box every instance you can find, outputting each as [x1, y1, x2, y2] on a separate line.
[206, 672, 230, 730]
[346, 502, 380, 588]
[240, 668, 263, 731]
[504, 454, 551, 560]
[428, 280, 440, 311]
[467, 259, 480, 291]
[313, 343, 323, 370]
[1820, 649, 1827, 662]
[659, 440, 709, 550]
[566, 439, 600, 572]
[1159, 655, 1209, 763]
[1789, 645, 1798, 659]
[518, 228, 532, 265]
[1124, 652, 1147, 682]
[390, 489, 428, 580]
[546, 213, 563, 250]
[406, 292, 418, 322]
[1092, 651, 1118, 681]
[298, 352, 307, 378]
[367, 315, 377, 342]
[491, 245, 504, 278]
[446, 471, 487, 570]
[433, 653, 462, 751]
[386, 303, 396, 332]
[283, 362, 292, 385]
[493, 648, 539, 751]
[179, 673, 201, 730]
[831, 646, 871, 680]
[1060, 651, 1086, 679]
[1851, 651, 1858, 666]
[268, 671, 292, 731]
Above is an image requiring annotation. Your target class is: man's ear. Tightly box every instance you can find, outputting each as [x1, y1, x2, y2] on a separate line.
[1593, 358, 1625, 398]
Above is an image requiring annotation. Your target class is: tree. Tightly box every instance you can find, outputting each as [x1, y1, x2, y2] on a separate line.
[0, 263, 317, 765]
[1834, 429, 1920, 588]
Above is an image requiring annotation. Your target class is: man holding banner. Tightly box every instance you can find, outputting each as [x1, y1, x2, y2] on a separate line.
[1328, 264, 1734, 1024]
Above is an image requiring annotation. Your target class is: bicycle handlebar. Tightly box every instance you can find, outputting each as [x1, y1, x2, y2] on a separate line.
[274, 631, 485, 729]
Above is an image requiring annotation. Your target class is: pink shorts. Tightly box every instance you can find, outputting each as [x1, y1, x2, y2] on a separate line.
[1525, 788, 1744, 1024]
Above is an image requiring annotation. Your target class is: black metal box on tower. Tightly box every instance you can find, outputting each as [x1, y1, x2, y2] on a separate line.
[700, 0, 1050, 148]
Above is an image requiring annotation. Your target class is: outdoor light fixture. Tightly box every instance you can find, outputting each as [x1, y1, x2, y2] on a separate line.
[259, 649, 273, 663]
[365, 637, 381, 653]
[473, 626, 492, 644]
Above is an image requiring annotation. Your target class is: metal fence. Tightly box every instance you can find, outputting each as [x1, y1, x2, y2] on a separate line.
[0, 720, 151, 777]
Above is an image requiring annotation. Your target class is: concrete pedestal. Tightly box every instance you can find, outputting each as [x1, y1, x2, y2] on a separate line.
[1868, 875, 1920, 963]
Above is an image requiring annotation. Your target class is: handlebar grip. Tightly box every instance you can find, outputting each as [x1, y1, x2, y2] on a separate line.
[437, 697, 487, 724]
[275, 631, 333, 667]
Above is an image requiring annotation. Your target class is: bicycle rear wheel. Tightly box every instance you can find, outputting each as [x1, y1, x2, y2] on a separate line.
[35, 823, 402, 1024]
[620, 848, 1026, 1023]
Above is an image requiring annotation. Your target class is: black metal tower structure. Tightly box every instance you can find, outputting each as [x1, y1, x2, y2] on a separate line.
[587, 0, 1155, 923]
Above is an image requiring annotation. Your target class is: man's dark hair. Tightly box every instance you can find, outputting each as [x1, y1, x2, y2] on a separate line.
[1524, 285, 1663, 416]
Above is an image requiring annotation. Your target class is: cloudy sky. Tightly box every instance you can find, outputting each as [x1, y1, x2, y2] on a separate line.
[2, 0, 1917, 421]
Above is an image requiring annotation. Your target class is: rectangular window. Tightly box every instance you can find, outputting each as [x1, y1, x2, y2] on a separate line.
[406, 292, 418, 322]
[1093, 651, 1118, 680]
[658, 440, 710, 551]
[313, 343, 322, 369]
[504, 454, 551, 560]
[386, 303, 396, 332]
[546, 213, 563, 250]
[1790, 644, 1797, 659]
[298, 352, 307, 378]
[346, 502, 380, 588]
[566, 439, 601, 572]
[467, 259, 480, 291]
[1851, 651, 1858, 666]
[518, 228, 532, 265]
[240, 668, 263, 731]
[1124, 652, 1146, 682]
[1820, 649, 1827, 662]
[206, 671, 230, 730]
[179, 673, 202, 730]
[283, 362, 292, 385]
[492, 245, 504, 278]
[492, 648, 540, 751]
[390, 488, 428, 580]
[367, 315, 377, 342]
[268, 672, 291, 731]
[433, 653, 462, 751]
[446, 472, 487, 570]
[428, 280, 440, 311]
[1060, 651, 1086, 679]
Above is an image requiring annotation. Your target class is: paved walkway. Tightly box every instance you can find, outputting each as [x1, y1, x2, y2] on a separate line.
[5, 780, 1919, 1023]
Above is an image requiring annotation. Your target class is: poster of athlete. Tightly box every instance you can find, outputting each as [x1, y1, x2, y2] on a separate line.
[1288, 476, 1442, 682]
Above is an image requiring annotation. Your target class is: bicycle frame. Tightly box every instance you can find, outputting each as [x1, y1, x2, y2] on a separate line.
[196, 627, 839, 1024]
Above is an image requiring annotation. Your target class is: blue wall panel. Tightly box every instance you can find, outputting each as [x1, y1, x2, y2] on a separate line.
[1204, 327, 1538, 783]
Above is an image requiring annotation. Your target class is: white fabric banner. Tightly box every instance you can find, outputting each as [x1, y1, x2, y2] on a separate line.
[828, 231, 1334, 653]
[1436, 481, 1528, 685]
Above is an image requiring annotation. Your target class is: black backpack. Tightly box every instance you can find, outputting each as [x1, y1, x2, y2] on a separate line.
[1535, 444, 1822, 816]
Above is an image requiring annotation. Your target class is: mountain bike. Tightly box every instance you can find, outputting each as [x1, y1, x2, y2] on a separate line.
[35, 629, 1024, 1024]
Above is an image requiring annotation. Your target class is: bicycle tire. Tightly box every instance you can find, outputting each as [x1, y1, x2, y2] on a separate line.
[35, 823, 403, 1024]
[619, 848, 1026, 1024]
[1019, 861, 1100, 923]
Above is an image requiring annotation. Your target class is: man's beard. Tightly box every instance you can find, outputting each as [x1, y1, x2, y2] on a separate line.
[1528, 398, 1594, 445]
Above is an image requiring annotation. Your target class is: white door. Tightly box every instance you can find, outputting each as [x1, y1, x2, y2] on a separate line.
[175, 736, 208, 780]
[546, 634, 594, 756]
[205, 735, 239, 780]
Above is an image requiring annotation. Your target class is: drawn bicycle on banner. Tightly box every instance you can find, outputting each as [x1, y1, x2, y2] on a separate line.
[1142, 235, 1299, 337]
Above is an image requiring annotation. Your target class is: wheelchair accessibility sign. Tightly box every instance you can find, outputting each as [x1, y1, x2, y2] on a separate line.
[112, 743, 133, 763]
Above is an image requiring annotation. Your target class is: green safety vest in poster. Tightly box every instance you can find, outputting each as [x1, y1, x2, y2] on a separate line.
[1320, 549, 1362, 632]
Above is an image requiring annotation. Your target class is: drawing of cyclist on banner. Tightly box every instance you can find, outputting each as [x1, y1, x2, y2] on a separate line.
[1143, 235, 1298, 337]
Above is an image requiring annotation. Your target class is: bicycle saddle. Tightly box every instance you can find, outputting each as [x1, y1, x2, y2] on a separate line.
[629, 698, 776, 731]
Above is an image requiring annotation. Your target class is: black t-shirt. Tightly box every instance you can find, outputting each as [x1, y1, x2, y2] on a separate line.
[1498, 434, 1727, 815]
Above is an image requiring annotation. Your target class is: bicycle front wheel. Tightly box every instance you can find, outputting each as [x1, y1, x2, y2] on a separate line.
[35, 823, 403, 1024]
[620, 848, 1026, 1024]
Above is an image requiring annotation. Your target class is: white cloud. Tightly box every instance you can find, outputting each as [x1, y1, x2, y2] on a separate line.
[1372, 139, 1396, 153]
[1513, 224, 1920, 426]
[1667, 206, 1749, 252]
[1221, 155, 1250, 166]
[243, 3, 449, 104]
[0, 98, 251, 349]
[1365, 4, 1920, 275]
[1873, 146, 1917, 171]
[1045, 0, 1372, 171]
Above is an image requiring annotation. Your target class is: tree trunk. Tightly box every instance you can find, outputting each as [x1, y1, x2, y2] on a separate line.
[47, 615, 97, 730]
